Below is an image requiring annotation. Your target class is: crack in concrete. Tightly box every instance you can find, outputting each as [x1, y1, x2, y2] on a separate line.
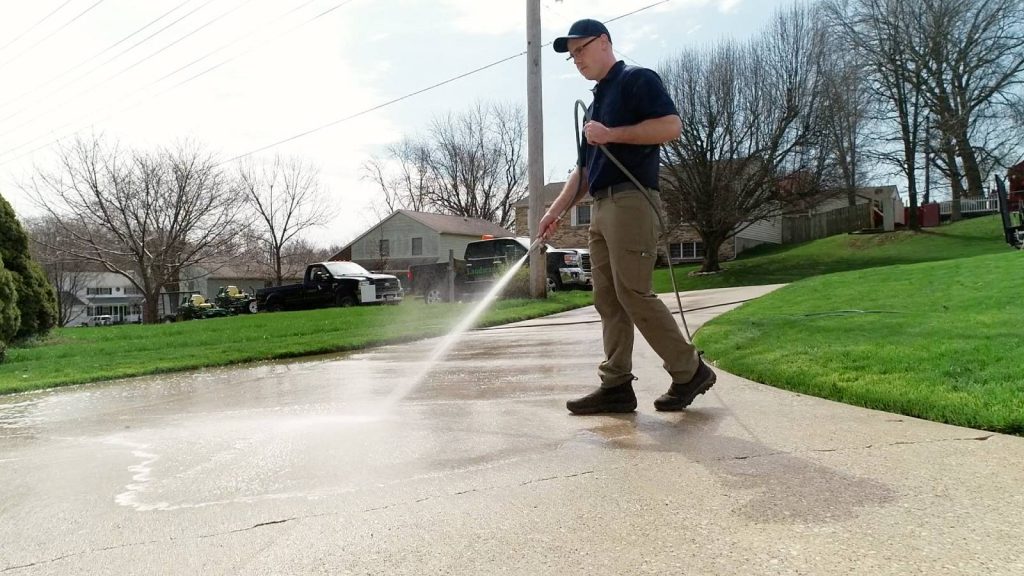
[706, 434, 994, 465]
[1, 541, 161, 573]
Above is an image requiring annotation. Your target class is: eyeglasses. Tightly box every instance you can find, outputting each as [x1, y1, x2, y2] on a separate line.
[565, 36, 599, 61]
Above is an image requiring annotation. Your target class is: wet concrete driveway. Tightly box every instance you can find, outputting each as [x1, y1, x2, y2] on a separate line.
[1, 285, 1022, 575]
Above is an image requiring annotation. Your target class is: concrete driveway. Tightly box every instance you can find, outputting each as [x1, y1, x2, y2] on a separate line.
[1, 284, 1022, 575]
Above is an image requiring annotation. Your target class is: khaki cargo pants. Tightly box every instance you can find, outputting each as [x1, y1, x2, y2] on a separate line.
[589, 188, 700, 388]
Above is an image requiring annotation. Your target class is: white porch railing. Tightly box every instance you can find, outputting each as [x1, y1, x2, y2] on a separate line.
[938, 198, 999, 215]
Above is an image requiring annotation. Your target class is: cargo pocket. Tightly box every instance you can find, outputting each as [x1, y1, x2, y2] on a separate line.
[618, 247, 657, 295]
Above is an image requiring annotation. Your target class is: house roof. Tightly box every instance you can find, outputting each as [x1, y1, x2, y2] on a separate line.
[59, 291, 86, 306]
[340, 210, 512, 254]
[514, 183, 567, 207]
[397, 210, 512, 236]
[195, 260, 265, 279]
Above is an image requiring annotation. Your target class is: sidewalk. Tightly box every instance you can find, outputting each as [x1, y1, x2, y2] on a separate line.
[0, 284, 1021, 575]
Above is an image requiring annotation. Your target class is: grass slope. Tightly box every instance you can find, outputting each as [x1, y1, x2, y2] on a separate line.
[654, 215, 1007, 292]
[695, 244, 1023, 434]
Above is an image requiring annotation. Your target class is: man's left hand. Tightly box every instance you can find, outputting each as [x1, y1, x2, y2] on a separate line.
[584, 121, 613, 145]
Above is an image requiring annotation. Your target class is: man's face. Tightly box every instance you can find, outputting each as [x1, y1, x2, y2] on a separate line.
[566, 35, 603, 80]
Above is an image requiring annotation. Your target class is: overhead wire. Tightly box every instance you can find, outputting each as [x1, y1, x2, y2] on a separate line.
[0, 0, 671, 167]
[0, 0, 75, 54]
[0, 0, 356, 165]
[0, 0, 108, 73]
[223, 0, 673, 163]
[0, 0, 197, 116]
[0, 0, 255, 136]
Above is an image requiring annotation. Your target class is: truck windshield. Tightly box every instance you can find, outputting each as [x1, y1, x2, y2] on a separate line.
[323, 261, 371, 276]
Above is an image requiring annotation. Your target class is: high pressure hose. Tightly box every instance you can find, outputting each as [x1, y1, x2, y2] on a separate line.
[572, 99, 694, 342]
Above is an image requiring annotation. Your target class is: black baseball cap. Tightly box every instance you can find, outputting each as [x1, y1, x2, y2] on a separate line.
[553, 19, 611, 53]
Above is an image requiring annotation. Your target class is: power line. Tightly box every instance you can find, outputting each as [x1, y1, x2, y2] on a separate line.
[224, 0, 673, 163]
[0, 0, 75, 54]
[0, 0, 195, 115]
[1, 0, 670, 167]
[0, 0, 356, 164]
[222, 51, 529, 164]
[0, 0, 108, 73]
[0, 0, 251, 135]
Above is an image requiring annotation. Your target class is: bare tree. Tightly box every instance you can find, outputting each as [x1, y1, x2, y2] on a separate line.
[911, 0, 1024, 205]
[826, 0, 930, 229]
[26, 136, 242, 323]
[821, 39, 875, 205]
[362, 139, 433, 220]
[361, 101, 528, 229]
[659, 4, 832, 272]
[24, 216, 88, 326]
[237, 155, 334, 286]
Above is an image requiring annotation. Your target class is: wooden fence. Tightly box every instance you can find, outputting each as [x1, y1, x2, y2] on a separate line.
[782, 203, 872, 244]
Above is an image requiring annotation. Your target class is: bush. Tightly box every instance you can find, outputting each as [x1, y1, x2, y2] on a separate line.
[0, 194, 57, 339]
[0, 258, 20, 362]
[499, 263, 536, 300]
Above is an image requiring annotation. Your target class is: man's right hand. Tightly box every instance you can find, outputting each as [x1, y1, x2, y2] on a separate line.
[538, 212, 560, 241]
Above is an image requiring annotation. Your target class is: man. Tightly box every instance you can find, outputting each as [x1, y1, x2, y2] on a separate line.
[539, 18, 716, 415]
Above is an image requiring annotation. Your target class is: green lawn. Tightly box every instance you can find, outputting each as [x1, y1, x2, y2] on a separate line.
[693, 220, 1023, 434]
[0, 291, 595, 395]
[653, 215, 1008, 292]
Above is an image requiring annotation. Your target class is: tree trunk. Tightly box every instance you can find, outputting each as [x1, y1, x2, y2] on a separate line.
[700, 237, 723, 273]
[143, 293, 160, 324]
[957, 131, 985, 199]
[942, 144, 965, 221]
[903, 138, 920, 231]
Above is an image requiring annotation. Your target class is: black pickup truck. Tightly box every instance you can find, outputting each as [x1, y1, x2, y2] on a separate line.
[256, 262, 403, 312]
[406, 237, 591, 303]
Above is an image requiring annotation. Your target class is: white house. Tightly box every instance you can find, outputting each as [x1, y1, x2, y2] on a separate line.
[332, 210, 512, 274]
[60, 270, 145, 327]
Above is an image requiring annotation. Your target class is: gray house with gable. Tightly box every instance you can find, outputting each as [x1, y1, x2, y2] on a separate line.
[332, 210, 512, 275]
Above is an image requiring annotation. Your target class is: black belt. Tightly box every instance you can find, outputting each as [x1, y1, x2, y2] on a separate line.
[591, 182, 657, 200]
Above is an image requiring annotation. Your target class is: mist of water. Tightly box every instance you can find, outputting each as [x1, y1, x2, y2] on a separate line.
[376, 251, 532, 411]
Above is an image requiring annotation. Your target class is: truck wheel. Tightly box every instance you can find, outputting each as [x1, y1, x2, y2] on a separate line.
[247, 300, 258, 314]
[424, 285, 444, 304]
[547, 274, 562, 292]
[336, 294, 356, 307]
[264, 299, 282, 312]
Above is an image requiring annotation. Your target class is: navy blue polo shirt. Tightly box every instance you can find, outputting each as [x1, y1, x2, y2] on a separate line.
[583, 60, 678, 193]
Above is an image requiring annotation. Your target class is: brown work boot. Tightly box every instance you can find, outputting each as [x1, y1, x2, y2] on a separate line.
[566, 380, 637, 415]
[654, 360, 716, 411]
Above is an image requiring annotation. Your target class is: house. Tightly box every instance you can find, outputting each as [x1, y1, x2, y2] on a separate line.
[58, 269, 145, 327]
[1007, 160, 1024, 192]
[808, 185, 905, 229]
[331, 210, 512, 274]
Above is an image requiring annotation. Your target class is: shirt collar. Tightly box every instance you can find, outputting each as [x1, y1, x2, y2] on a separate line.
[592, 60, 626, 94]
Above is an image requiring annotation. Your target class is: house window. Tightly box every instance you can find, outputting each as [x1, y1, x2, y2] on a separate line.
[86, 287, 112, 295]
[571, 204, 592, 227]
[411, 237, 423, 256]
[379, 239, 390, 257]
[669, 241, 705, 261]
[124, 286, 142, 295]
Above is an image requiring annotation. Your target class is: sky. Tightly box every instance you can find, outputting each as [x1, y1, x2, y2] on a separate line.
[0, 0, 795, 248]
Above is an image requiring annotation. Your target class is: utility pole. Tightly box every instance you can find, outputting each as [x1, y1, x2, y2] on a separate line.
[527, 0, 546, 298]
